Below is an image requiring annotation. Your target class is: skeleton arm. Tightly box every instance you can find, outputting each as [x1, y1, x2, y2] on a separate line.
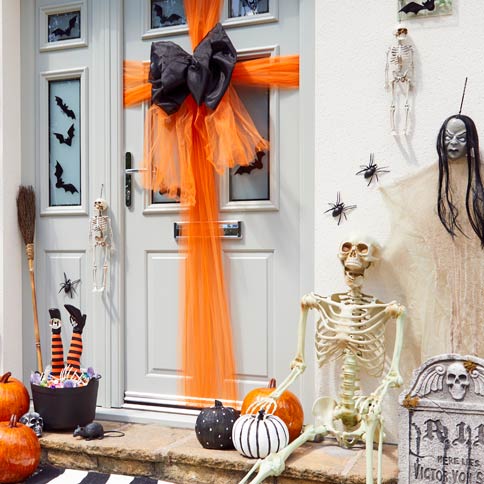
[384, 47, 390, 89]
[385, 303, 405, 386]
[269, 293, 320, 399]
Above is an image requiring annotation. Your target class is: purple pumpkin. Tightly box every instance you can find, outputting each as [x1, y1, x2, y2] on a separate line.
[195, 400, 239, 450]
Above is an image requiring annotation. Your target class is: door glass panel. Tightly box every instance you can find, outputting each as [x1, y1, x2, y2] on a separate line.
[152, 190, 180, 204]
[151, 0, 187, 29]
[48, 11, 81, 43]
[229, 0, 269, 17]
[229, 86, 270, 201]
[49, 79, 81, 207]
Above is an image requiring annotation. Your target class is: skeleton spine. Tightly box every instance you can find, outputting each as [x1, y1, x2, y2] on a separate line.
[338, 352, 360, 430]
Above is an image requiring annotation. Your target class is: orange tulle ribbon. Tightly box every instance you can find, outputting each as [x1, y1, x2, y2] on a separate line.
[124, 0, 299, 406]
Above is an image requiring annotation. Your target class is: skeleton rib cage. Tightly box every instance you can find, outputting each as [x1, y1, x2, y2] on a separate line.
[313, 292, 392, 377]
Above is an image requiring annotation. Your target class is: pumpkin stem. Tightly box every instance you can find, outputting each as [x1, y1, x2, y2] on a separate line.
[214, 400, 223, 407]
[257, 409, 266, 421]
[268, 378, 277, 389]
[9, 414, 17, 428]
[0, 372, 12, 383]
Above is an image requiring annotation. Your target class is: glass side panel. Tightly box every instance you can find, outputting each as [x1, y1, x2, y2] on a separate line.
[49, 79, 81, 207]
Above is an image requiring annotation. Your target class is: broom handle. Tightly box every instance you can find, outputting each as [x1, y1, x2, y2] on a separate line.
[26, 244, 43, 373]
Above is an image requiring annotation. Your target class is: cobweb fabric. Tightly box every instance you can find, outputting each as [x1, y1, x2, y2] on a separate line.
[123, 0, 299, 405]
[381, 161, 484, 379]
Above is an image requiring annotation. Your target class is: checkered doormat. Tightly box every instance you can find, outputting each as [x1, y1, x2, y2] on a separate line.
[24, 464, 175, 484]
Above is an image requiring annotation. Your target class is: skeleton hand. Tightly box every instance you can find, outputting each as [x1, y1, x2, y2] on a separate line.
[290, 355, 306, 373]
[384, 369, 403, 388]
[246, 396, 278, 416]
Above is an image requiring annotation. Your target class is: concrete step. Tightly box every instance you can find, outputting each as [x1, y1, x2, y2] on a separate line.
[39, 421, 398, 484]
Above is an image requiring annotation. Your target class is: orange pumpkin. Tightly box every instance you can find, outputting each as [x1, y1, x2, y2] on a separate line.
[0, 415, 40, 483]
[0, 372, 30, 422]
[241, 378, 304, 442]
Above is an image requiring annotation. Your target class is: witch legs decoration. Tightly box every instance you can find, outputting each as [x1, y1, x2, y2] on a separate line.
[49, 305, 86, 379]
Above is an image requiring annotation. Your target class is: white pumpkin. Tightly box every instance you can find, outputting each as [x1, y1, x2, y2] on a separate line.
[232, 409, 289, 458]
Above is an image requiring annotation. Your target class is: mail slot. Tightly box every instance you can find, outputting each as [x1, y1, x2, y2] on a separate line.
[174, 221, 242, 239]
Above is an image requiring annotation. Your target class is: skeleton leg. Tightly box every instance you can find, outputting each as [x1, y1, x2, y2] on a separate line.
[364, 414, 384, 484]
[402, 80, 411, 136]
[390, 81, 397, 136]
[238, 424, 328, 484]
[92, 246, 99, 292]
[100, 246, 109, 293]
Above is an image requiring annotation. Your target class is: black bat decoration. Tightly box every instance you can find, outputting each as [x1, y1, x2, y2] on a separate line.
[54, 161, 79, 194]
[55, 96, 76, 120]
[399, 0, 435, 15]
[53, 124, 75, 146]
[52, 15, 78, 37]
[234, 151, 266, 175]
[153, 4, 183, 25]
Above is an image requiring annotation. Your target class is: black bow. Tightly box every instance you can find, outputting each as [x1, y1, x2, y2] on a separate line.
[149, 23, 237, 115]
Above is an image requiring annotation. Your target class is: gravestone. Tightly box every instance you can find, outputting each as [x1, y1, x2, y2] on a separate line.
[399, 354, 484, 484]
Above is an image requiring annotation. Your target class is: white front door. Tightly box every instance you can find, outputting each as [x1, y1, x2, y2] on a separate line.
[124, 0, 306, 410]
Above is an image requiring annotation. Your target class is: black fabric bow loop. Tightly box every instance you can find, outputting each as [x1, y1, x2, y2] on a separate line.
[149, 23, 237, 115]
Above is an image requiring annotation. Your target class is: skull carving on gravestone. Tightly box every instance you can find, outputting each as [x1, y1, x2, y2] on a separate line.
[20, 411, 44, 437]
[446, 362, 470, 401]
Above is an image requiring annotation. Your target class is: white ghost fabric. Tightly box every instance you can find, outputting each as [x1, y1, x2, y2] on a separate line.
[381, 160, 484, 382]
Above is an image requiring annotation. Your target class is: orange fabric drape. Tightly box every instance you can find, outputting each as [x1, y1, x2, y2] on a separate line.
[124, 0, 299, 406]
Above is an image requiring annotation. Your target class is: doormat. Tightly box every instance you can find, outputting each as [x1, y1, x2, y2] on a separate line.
[24, 464, 175, 484]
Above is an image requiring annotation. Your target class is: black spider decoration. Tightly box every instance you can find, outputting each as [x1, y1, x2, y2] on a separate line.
[355, 153, 390, 186]
[58, 272, 81, 298]
[324, 192, 356, 225]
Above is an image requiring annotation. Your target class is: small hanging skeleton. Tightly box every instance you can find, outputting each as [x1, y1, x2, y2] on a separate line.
[89, 197, 113, 292]
[385, 24, 414, 136]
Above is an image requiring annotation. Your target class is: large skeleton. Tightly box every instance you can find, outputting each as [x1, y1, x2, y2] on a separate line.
[240, 237, 406, 484]
[89, 198, 113, 292]
[385, 25, 414, 136]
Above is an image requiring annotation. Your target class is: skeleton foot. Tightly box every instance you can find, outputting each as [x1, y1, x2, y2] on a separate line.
[238, 425, 326, 484]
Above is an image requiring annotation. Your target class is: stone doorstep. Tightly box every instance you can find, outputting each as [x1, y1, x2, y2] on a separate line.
[39, 421, 399, 484]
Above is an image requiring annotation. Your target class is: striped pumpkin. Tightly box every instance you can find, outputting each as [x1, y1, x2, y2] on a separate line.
[232, 409, 289, 459]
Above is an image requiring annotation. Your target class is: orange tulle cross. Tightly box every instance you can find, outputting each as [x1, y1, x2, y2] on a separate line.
[124, 0, 299, 406]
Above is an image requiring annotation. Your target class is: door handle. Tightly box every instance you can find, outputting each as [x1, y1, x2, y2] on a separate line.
[125, 152, 132, 208]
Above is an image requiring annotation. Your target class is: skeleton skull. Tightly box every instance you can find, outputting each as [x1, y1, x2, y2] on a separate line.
[446, 362, 470, 401]
[393, 23, 408, 40]
[94, 198, 108, 213]
[338, 237, 381, 273]
[20, 412, 44, 437]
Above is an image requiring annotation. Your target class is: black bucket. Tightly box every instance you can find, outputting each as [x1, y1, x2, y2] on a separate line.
[31, 377, 100, 431]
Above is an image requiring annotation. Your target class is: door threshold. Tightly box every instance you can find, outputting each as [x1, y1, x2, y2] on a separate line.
[95, 405, 198, 429]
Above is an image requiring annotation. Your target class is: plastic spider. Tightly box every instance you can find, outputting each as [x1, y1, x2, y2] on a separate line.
[355, 153, 390, 186]
[324, 192, 357, 225]
[58, 272, 81, 298]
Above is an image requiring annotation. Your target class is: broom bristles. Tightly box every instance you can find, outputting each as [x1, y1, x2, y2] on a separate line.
[17, 185, 36, 245]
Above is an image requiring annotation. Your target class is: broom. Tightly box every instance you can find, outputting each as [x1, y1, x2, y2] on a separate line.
[16, 186, 43, 372]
